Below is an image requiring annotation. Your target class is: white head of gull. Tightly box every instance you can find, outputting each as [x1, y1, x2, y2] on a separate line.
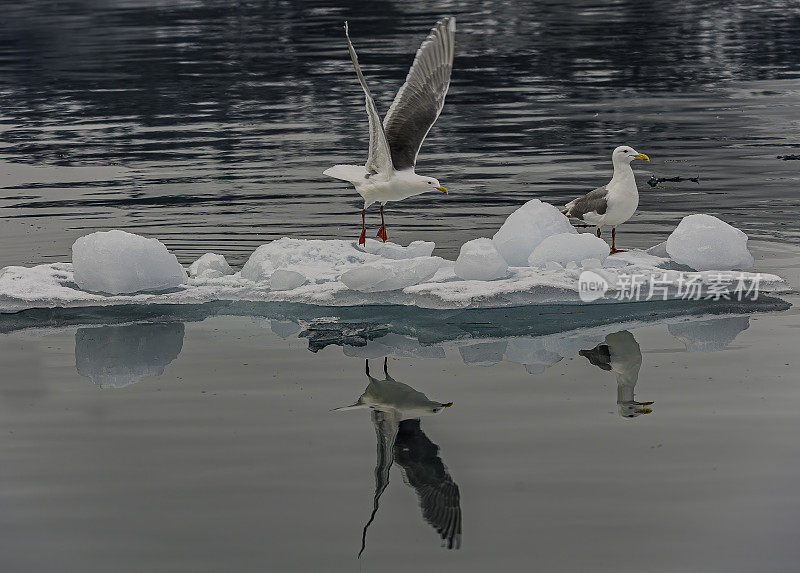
[323, 18, 456, 245]
[563, 145, 650, 254]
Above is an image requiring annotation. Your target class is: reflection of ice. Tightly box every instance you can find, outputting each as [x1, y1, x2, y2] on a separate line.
[335, 359, 460, 555]
[579, 331, 653, 418]
[343, 333, 445, 360]
[458, 341, 507, 366]
[668, 316, 750, 352]
[75, 322, 185, 388]
[505, 338, 562, 374]
[270, 320, 301, 338]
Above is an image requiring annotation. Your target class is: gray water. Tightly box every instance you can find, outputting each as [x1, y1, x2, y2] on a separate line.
[2, 1, 800, 571]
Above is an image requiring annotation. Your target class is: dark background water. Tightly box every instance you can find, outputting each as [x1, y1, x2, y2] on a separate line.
[1, 0, 800, 266]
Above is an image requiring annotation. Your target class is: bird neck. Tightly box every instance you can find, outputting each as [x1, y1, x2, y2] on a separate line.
[609, 160, 635, 187]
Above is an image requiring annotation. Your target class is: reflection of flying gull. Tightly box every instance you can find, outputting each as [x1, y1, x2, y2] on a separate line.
[335, 358, 461, 556]
[579, 330, 653, 418]
[324, 18, 455, 245]
[563, 146, 650, 254]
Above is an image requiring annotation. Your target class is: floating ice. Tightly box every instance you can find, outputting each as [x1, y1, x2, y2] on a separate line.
[341, 257, 443, 292]
[0, 203, 792, 314]
[188, 253, 234, 279]
[666, 214, 754, 271]
[75, 322, 185, 388]
[454, 238, 508, 280]
[270, 269, 308, 291]
[528, 232, 609, 268]
[492, 199, 576, 266]
[71, 230, 187, 295]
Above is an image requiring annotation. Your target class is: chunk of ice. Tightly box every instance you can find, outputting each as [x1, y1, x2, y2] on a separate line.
[240, 238, 372, 282]
[360, 239, 435, 259]
[492, 199, 576, 266]
[71, 230, 187, 295]
[454, 238, 509, 280]
[341, 257, 443, 293]
[665, 214, 754, 271]
[189, 253, 234, 278]
[270, 269, 308, 291]
[528, 232, 609, 268]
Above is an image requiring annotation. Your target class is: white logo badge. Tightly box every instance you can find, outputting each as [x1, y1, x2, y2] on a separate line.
[578, 270, 608, 302]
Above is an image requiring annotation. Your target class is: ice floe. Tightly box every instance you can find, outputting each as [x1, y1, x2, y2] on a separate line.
[0, 201, 792, 313]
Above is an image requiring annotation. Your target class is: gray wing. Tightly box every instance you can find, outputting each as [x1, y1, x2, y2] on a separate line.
[383, 17, 456, 171]
[578, 343, 613, 371]
[344, 22, 394, 176]
[564, 185, 608, 221]
[394, 419, 462, 550]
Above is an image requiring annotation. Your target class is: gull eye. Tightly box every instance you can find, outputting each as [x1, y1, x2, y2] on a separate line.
[622, 149, 630, 153]
[427, 181, 432, 184]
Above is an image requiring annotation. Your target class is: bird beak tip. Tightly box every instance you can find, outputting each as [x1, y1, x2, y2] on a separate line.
[436, 186, 448, 194]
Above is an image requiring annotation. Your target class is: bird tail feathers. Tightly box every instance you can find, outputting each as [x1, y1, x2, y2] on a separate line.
[323, 164, 367, 183]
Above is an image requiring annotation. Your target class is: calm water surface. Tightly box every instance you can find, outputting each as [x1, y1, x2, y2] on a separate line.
[1, 1, 800, 571]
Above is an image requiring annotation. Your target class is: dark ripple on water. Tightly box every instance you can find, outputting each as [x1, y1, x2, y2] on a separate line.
[1, 0, 800, 264]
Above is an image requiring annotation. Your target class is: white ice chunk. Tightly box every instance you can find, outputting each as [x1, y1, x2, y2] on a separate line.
[668, 316, 750, 352]
[270, 269, 307, 291]
[361, 239, 435, 259]
[188, 253, 234, 278]
[492, 199, 576, 266]
[646, 241, 669, 257]
[240, 238, 373, 283]
[75, 322, 184, 388]
[665, 214, 754, 271]
[528, 233, 609, 268]
[454, 238, 509, 281]
[71, 230, 187, 295]
[341, 257, 442, 293]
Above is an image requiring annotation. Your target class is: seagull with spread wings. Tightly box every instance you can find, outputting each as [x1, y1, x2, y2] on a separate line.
[324, 18, 455, 245]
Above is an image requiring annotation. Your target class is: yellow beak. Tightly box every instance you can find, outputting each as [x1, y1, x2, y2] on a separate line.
[436, 185, 448, 194]
[441, 402, 453, 408]
[633, 153, 650, 161]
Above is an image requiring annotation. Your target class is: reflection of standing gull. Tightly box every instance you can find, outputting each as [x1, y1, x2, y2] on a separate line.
[335, 358, 461, 556]
[579, 331, 653, 418]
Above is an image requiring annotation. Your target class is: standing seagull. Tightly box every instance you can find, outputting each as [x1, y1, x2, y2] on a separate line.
[324, 18, 455, 245]
[562, 146, 650, 254]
